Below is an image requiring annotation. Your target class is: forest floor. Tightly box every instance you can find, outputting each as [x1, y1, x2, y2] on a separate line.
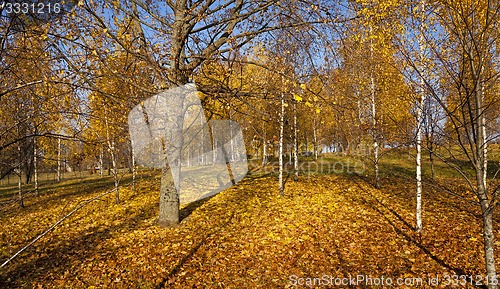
[0, 156, 498, 288]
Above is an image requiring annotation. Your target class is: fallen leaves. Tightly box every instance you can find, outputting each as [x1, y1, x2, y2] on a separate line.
[0, 173, 495, 288]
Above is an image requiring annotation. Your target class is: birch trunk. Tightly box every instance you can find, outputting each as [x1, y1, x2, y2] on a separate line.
[293, 100, 298, 181]
[104, 106, 119, 204]
[131, 140, 136, 193]
[279, 88, 285, 196]
[57, 137, 61, 182]
[369, 24, 380, 189]
[478, 93, 496, 288]
[476, 57, 496, 289]
[262, 131, 267, 167]
[415, 0, 426, 234]
[33, 135, 39, 197]
[17, 137, 23, 208]
[99, 145, 104, 177]
[313, 117, 318, 160]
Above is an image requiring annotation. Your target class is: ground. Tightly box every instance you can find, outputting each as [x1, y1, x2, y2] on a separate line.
[0, 156, 498, 288]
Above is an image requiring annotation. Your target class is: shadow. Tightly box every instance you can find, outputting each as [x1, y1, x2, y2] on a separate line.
[1, 172, 157, 215]
[179, 194, 217, 222]
[155, 213, 235, 289]
[0, 191, 158, 288]
[371, 205, 484, 287]
[352, 180, 415, 231]
[0, 175, 264, 288]
[324, 242, 357, 289]
[349, 177, 484, 287]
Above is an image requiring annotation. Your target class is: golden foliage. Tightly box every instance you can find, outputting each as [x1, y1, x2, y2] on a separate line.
[0, 172, 490, 288]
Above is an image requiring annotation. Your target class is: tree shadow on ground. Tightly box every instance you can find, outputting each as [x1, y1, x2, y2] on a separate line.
[350, 177, 486, 288]
[154, 177, 265, 288]
[179, 194, 217, 222]
[0, 189, 158, 288]
[155, 213, 235, 289]
[1, 172, 157, 216]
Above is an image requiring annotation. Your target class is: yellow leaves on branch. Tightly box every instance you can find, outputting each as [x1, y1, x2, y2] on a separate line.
[293, 94, 303, 102]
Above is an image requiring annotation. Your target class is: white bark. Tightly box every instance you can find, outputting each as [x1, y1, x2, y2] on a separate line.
[279, 88, 285, 196]
[104, 106, 119, 204]
[476, 51, 496, 289]
[369, 24, 380, 189]
[99, 145, 104, 177]
[415, 86, 424, 234]
[415, 0, 426, 234]
[293, 99, 298, 181]
[17, 141, 23, 208]
[57, 137, 61, 182]
[33, 135, 38, 196]
[262, 131, 267, 167]
[313, 117, 318, 160]
[131, 140, 136, 193]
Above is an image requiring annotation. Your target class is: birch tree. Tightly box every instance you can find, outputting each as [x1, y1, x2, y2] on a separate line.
[399, 1, 500, 286]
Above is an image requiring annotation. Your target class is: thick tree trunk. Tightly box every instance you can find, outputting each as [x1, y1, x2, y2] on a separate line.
[159, 166, 180, 226]
[479, 196, 497, 289]
[475, 58, 496, 288]
[157, 75, 187, 227]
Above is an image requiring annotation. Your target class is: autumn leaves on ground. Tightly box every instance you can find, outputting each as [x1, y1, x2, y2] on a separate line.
[0, 157, 495, 288]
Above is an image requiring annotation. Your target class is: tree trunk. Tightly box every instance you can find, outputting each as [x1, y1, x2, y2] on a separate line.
[110, 146, 119, 204]
[104, 105, 119, 204]
[17, 132, 23, 208]
[131, 140, 136, 193]
[33, 135, 39, 197]
[262, 131, 267, 167]
[428, 136, 435, 180]
[293, 100, 298, 181]
[159, 166, 180, 226]
[415, 88, 424, 234]
[99, 145, 104, 177]
[479, 196, 497, 289]
[475, 54, 496, 288]
[17, 169, 23, 208]
[415, 0, 426, 234]
[157, 76, 188, 227]
[279, 89, 285, 196]
[369, 24, 380, 189]
[57, 137, 61, 182]
[313, 117, 318, 160]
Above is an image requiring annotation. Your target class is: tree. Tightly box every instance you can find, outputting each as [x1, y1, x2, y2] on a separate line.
[399, 1, 500, 286]
[66, 0, 335, 225]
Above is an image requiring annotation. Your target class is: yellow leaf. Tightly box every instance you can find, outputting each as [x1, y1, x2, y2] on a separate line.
[305, 101, 312, 107]
[293, 94, 302, 102]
